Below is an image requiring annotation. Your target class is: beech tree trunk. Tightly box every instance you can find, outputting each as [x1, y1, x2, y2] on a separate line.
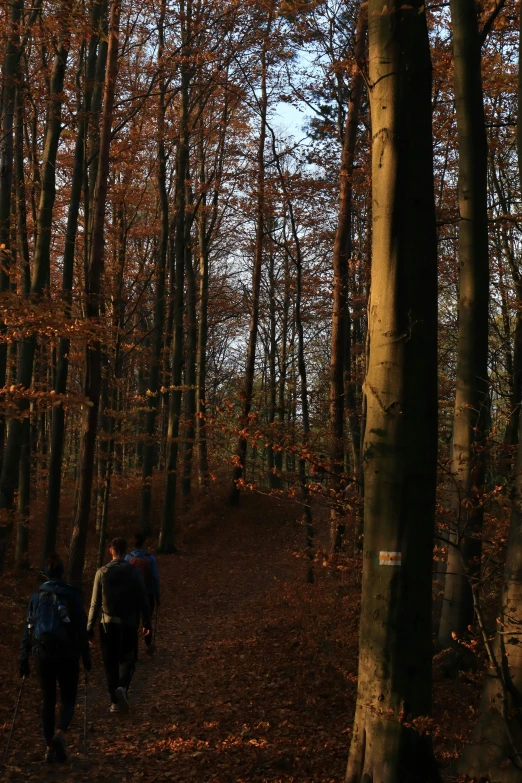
[0, 0, 28, 483]
[196, 182, 210, 489]
[139, 0, 168, 532]
[14, 80, 30, 567]
[454, 12, 522, 778]
[230, 7, 273, 506]
[345, 0, 439, 779]
[43, 4, 106, 565]
[438, 0, 489, 649]
[159, 0, 190, 551]
[69, 0, 121, 585]
[181, 239, 197, 502]
[329, 4, 367, 552]
[0, 0, 71, 512]
[455, 404, 522, 780]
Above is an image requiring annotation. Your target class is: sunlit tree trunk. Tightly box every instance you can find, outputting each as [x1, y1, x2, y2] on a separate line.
[345, 0, 438, 778]
[438, 0, 489, 649]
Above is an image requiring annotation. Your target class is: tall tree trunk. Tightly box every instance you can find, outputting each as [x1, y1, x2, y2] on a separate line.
[69, 0, 121, 586]
[0, 1, 71, 513]
[230, 7, 273, 506]
[453, 13, 522, 775]
[267, 240, 279, 489]
[345, 0, 439, 778]
[42, 20, 103, 565]
[14, 79, 30, 567]
[139, 0, 168, 533]
[181, 231, 197, 502]
[0, 0, 27, 483]
[159, 0, 190, 551]
[275, 249, 290, 483]
[455, 364, 522, 779]
[329, 4, 367, 552]
[438, 0, 489, 649]
[196, 180, 210, 489]
[267, 121, 313, 577]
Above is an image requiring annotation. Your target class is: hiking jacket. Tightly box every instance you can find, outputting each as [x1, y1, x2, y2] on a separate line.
[125, 550, 160, 599]
[20, 580, 90, 665]
[87, 559, 152, 632]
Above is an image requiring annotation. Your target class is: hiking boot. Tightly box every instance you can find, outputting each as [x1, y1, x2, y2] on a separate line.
[44, 748, 56, 763]
[110, 702, 120, 713]
[115, 686, 129, 713]
[51, 733, 67, 762]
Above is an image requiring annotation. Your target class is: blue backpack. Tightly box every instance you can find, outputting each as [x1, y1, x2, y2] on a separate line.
[29, 586, 73, 658]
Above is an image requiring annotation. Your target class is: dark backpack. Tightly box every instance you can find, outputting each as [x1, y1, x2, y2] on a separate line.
[30, 589, 73, 658]
[128, 554, 152, 590]
[101, 561, 140, 620]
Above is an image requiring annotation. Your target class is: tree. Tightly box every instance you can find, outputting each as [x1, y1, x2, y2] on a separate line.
[345, 0, 439, 778]
[69, 0, 121, 585]
[329, 3, 367, 551]
[230, 1, 274, 506]
[438, 0, 490, 650]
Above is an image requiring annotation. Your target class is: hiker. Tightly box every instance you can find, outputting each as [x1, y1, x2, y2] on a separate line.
[125, 531, 160, 652]
[19, 553, 91, 763]
[87, 536, 152, 713]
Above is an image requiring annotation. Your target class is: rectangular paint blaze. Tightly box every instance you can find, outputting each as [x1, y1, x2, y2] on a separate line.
[379, 551, 402, 566]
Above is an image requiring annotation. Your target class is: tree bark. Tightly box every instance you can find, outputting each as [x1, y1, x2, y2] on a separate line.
[139, 0, 169, 532]
[454, 407, 522, 780]
[43, 8, 105, 566]
[0, 0, 71, 512]
[69, 0, 121, 586]
[345, 0, 439, 778]
[329, 4, 367, 552]
[438, 0, 489, 649]
[196, 167, 210, 489]
[181, 231, 197, 502]
[159, 0, 190, 551]
[230, 6, 273, 506]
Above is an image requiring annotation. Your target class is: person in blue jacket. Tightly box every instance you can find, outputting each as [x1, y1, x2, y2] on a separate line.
[19, 554, 91, 763]
[125, 532, 160, 651]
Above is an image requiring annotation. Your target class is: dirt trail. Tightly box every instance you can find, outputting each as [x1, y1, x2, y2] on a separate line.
[1, 493, 356, 783]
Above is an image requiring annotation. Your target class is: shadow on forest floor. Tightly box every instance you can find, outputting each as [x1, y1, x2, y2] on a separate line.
[0, 486, 477, 782]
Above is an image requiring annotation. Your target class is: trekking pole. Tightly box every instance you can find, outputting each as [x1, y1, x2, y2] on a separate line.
[83, 672, 88, 763]
[3, 677, 25, 767]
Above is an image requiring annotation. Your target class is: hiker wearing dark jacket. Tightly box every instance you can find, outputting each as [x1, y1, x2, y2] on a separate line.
[19, 553, 91, 763]
[125, 532, 160, 651]
[87, 536, 151, 713]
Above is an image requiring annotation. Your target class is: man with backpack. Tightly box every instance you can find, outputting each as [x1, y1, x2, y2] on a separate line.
[87, 537, 151, 713]
[19, 553, 91, 763]
[125, 531, 160, 652]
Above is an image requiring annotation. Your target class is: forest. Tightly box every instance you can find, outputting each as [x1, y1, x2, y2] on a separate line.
[0, 0, 521, 780]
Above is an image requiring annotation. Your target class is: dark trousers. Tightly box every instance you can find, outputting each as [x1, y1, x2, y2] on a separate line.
[145, 594, 155, 647]
[35, 656, 79, 745]
[99, 623, 138, 703]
